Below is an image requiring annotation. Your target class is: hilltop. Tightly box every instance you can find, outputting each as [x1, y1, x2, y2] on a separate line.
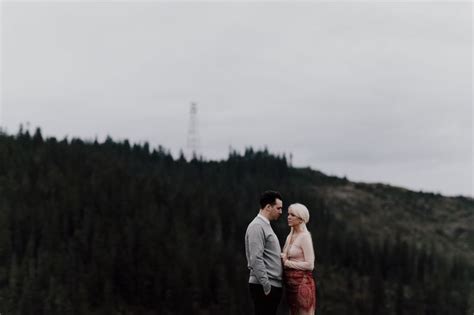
[0, 129, 472, 314]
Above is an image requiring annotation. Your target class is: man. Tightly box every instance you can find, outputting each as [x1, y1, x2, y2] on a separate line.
[245, 190, 283, 315]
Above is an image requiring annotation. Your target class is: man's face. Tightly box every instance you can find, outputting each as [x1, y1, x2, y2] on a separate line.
[268, 198, 283, 221]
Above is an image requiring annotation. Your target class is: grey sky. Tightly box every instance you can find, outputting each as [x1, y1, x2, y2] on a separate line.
[1, 1, 472, 197]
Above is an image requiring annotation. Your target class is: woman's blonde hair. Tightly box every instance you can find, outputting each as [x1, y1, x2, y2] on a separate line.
[288, 203, 311, 238]
[290, 203, 310, 225]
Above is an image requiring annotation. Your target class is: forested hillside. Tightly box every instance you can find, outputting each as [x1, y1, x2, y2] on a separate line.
[0, 128, 472, 314]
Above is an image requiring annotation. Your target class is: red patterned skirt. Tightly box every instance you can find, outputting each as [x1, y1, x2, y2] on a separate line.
[284, 269, 316, 314]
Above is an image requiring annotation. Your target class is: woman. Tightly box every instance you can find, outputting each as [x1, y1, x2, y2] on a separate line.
[281, 203, 316, 315]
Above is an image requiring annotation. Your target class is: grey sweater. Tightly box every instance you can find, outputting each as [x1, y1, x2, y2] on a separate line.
[245, 215, 283, 294]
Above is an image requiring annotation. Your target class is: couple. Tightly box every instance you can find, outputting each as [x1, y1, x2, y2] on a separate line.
[245, 190, 316, 315]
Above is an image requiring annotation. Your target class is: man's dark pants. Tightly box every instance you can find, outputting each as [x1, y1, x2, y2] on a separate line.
[249, 283, 282, 315]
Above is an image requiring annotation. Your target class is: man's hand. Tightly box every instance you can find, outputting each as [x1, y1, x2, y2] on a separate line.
[264, 286, 271, 296]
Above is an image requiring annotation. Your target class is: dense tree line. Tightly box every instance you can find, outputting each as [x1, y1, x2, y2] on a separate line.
[0, 128, 472, 314]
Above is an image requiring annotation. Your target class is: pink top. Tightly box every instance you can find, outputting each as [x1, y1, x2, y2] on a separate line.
[282, 231, 315, 271]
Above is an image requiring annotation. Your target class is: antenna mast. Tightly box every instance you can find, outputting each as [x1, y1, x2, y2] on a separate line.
[187, 102, 200, 158]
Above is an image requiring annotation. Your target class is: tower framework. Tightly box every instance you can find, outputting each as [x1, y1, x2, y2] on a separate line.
[187, 102, 200, 158]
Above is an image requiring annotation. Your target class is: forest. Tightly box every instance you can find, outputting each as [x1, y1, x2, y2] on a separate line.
[0, 128, 472, 314]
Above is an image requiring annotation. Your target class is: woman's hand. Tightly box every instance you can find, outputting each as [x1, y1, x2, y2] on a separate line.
[281, 253, 288, 264]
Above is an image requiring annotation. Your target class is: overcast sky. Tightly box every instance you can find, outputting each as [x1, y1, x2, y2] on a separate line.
[1, 1, 472, 197]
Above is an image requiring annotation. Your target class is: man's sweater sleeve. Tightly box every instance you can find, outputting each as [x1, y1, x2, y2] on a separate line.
[247, 224, 271, 294]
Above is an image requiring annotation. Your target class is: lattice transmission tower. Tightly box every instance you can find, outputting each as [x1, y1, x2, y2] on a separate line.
[186, 102, 200, 158]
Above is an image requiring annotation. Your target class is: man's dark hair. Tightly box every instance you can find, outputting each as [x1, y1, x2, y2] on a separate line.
[259, 190, 282, 209]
